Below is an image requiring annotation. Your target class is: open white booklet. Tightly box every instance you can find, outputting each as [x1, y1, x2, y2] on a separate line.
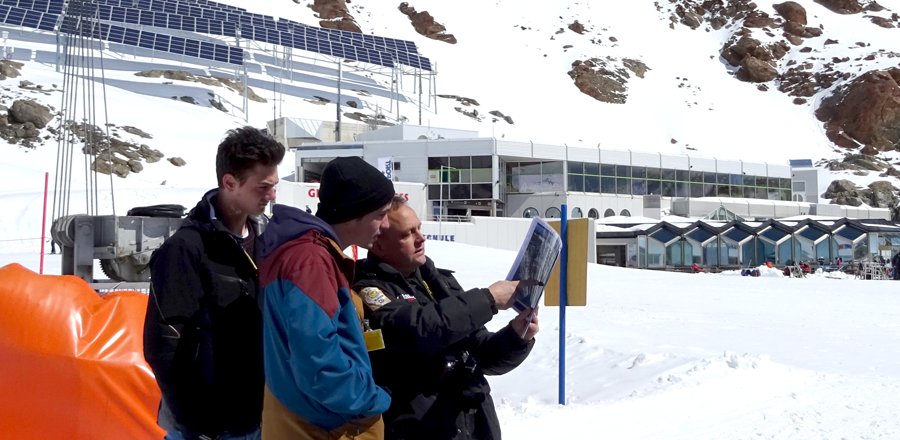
[505, 217, 563, 312]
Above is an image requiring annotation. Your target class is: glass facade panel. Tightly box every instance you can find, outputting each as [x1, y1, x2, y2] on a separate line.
[662, 169, 676, 181]
[717, 173, 729, 185]
[616, 165, 631, 178]
[585, 175, 600, 192]
[584, 162, 600, 175]
[470, 169, 492, 182]
[648, 180, 661, 195]
[691, 183, 703, 198]
[676, 170, 689, 181]
[616, 178, 631, 195]
[428, 157, 448, 168]
[730, 174, 742, 185]
[647, 168, 661, 180]
[703, 172, 717, 184]
[601, 164, 616, 176]
[449, 156, 469, 169]
[632, 166, 646, 179]
[449, 184, 470, 199]
[648, 239, 665, 267]
[691, 171, 703, 183]
[567, 161, 583, 174]
[601, 177, 616, 194]
[717, 185, 730, 197]
[472, 183, 492, 199]
[662, 181, 675, 197]
[472, 155, 492, 168]
[676, 181, 690, 197]
[632, 179, 647, 195]
[568, 174, 584, 192]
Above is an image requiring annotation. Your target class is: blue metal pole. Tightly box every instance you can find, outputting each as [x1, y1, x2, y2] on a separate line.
[559, 204, 568, 405]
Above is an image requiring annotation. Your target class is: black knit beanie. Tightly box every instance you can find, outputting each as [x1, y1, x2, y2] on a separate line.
[316, 156, 395, 225]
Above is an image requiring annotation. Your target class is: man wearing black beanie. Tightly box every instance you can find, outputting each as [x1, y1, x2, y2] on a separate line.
[258, 156, 393, 439]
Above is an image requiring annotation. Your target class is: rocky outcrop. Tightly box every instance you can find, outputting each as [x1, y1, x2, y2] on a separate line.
[814, 0, 864, 14]
[816, 68, 900, 151]
[63, 121, 166, 178]
[398, 3, 457, 44]
[135, 70, 266, 103]
[8, 99, 52, 128]
[568, 57, 649, 104]
[308, 0, 361, 33]
[773, 2, 807, 24]
[823, 179, 899, 209]
[0, 60, 23, 80]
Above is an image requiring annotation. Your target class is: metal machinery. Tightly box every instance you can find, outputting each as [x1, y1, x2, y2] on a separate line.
[51, 209, 183, 290]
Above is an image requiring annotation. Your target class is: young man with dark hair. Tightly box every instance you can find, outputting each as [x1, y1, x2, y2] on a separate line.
[353, 197, 537, 440]
[258, 156, 393, 439]
[144, 126, 285, 440]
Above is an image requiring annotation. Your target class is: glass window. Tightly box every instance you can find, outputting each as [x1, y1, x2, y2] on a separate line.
[471, 155, 492, 168]
[572, 207, 583, 218]
[471, 183, 492, 199]
[567, 161, 583, 174]
[632, 166, 646, 179]
[601, 164, 616, 176]
[428, 184, 448, 199]
[647, 180, 661, 195]
[632, 179, 647, 195]
[616, 178, 631, 195]
[780, 178, 791, 189]
[568, 174, 584, 192]
[470, 168, 492, 183]
[620, 209, 631, 217]
[457, 169, 472, 183]
[647, 167, 661, 180]
[691, 183, 703, 198]
[616, 165, 631, 178]
[545, 207, 561, 218]
[604, 209, 615, 217]
[601, 177, 616, 194]
[662, 168, 676, 181]
[730, 186, 742, 197]
[588, 208, 599, 219]
[717, 173, 729, 185]
[717, 185, 730, 197]
[523, 207, 539, 218]
[730, 174, 742, 185]
[449, 184, 470, 199]
[690, 170, 703, 183]
[449, 156, 469, 169]
[428, 157, 448, 169]
[676, 181, 689, 197]
[767, 177, 778, 188]
[543, 161, 563, 175]
[584, 162, 600, 175]
[585, 175, 600, 193]
[676, 170, 689, 182]
[662, 181, 675, 197]
[703, 172, 717, 184]
[703, 184, 716, 197]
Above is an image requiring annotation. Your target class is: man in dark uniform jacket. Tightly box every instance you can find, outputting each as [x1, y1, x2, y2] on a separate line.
[353, 197, 539, 440]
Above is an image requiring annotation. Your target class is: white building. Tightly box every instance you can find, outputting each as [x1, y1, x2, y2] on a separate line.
[282, 121, 889, 222]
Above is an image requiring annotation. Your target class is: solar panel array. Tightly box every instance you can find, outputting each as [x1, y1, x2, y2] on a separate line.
[89, 0, 432, 71]
[0, 0, 433, 72]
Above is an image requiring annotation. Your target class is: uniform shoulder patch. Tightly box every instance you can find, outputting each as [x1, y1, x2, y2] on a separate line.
[359, 287, 391, 311]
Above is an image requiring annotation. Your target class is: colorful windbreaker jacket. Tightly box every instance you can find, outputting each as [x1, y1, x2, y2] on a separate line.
[258, 204, 390, 430]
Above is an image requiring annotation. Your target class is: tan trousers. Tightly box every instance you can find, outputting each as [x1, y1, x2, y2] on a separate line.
[262, 386, 384, 440]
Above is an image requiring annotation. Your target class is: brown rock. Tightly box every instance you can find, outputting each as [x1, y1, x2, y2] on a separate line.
[737, 56, 778, 82]
[816, 68, 900, 151]
[773, 2, 807, 25]
[399, 3, 457, 44]
[568, 20, 586, 34]
[8, 99, 53, 129]
[743, 10, 776, 28]
[813, 0, 863, 14]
